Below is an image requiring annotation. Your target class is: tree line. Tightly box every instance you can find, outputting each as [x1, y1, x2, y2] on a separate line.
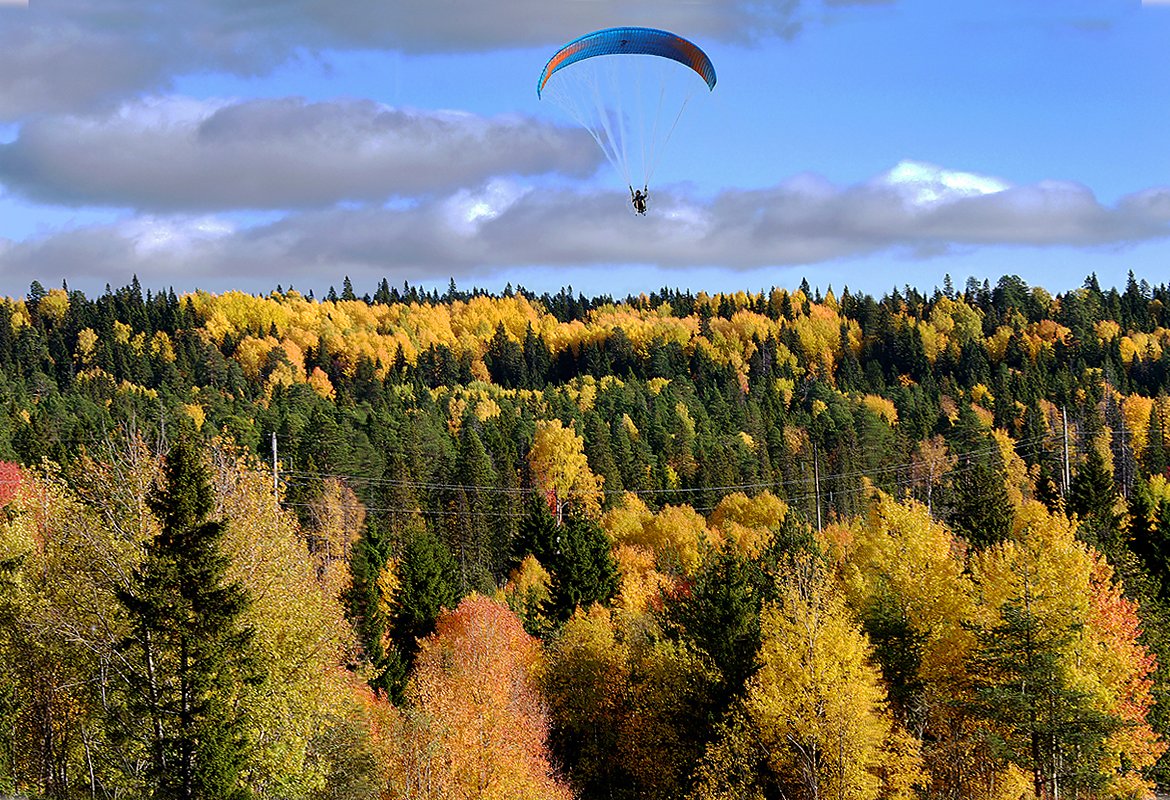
[1, 272, 1169, 798]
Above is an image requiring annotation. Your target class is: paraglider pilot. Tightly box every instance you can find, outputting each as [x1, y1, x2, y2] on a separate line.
[631, 186, 648, 215]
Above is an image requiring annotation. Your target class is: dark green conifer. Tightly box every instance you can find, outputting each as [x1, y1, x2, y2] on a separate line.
[1068, 449, 1123, 554]
[1143, 401, 1167, 479]
[449, 421, 497, 593]
[666, 546, 763, 709]
[542, 512, 619, 624]
[384, 529, 458, 701]
[949, 453, 1014, 549]
[117, 435, 261, 800]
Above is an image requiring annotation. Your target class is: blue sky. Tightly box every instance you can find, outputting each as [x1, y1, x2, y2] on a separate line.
[0, 0, 1168, 300]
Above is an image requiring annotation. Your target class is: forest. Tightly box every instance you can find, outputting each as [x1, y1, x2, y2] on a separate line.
[2, 272, 1170, 799]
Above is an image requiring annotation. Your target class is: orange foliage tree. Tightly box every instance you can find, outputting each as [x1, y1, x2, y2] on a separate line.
[397, 594, 571, 800]
[1085, 558, 1166, 797]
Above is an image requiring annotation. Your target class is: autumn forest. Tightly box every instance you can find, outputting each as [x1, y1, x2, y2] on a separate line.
[3, 273, 1170, 799]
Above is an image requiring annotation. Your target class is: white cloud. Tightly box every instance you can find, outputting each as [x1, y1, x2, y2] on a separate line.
[118, 215, 236, 255]
[444, 180, 530, 235]
[878, 160, 1011, 206]
[0, 96, 600, 210]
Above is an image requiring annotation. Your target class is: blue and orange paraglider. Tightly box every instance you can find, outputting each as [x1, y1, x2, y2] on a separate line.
[538, 27, 716, 214]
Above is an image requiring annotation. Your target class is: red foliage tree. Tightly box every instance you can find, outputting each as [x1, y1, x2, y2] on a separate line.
[0, 461, 22, 507]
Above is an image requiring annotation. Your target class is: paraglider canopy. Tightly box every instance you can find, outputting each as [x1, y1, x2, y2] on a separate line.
[538, 27, 716, 206]
[537, 27, 716, 98]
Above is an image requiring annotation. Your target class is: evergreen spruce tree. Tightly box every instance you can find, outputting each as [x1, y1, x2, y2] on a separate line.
[448, 421, 496, 592]
[345, 517, 392, 681]
[483, 323, 527, 389]
[583, 413, 622, 505]
[542, 513, 619, 624]
[1068, 448, 1123, 555]
[949, 453, 1014, 549]
[665, 546, 763, 710]
[117, 435, 261, 800]
[513, 491, 559, 569]
[1143, 401, 1168, 479]
[384, 528, 458, 701]
[1128, 480, 1170, 598]
[517, 324, 549, 387]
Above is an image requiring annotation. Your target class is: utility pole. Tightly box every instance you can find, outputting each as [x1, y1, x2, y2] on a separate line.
[271, 433, 279, 508]
[1062, 406, 1070, 496]
[1119, 422, 1129, 498]
[813, 441, 822, 532]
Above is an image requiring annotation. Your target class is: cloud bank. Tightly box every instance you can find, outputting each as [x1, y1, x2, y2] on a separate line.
[0, 97, 600, 210]
[2, 163, 1166, 295]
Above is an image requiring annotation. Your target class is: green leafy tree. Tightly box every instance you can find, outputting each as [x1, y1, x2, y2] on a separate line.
[965, 601, 1119, 799]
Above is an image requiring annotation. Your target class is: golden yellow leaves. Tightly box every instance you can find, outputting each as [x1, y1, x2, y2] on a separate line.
[991, 428, 1030, 510]
[180, 403, 206, 429]
[1086, 559, 1166, 797]
[748, 557, 897, 800]
[707, 491, 786, 559]
[789, 302, 846, 376]
[528, 419, 603, 521]
[75, 327, 98, 365]
[1020, 318, 1071, 361]
[564, 375, 600, 411]
[173, 284, 894, 397]
[189, 288, 293, 345]
[3, 440, 362, 794]
[302, 477, 366, 598]
[861, 394, 898, 426]
[928, 296, 983, 348]
[231, 335, 280, 381]
[1120, 393, 1170, 462]
[600, 490, 790, 613]
[984, 325, 1013, 363]
[148, 330, 175, 363]
[35, 287, 70, 323]
[209, 446, 357, 784]
[637, 504, 709, 576]
[113, 319, 145, 353]
[306, 366, 334, 399]
[963, 500, 1168, 796]
[611, 543, 672, 613]
[501, 554, 551, 624]
[908, 435, 956, 511]
[1096, 319, 1122, 343]
[590, 304, 696, 356]
[843, 492, 973, 687]
[969, 501, 1091, 631]
[376, 558, 401, 623]
[1118, 330, 1166, 365]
